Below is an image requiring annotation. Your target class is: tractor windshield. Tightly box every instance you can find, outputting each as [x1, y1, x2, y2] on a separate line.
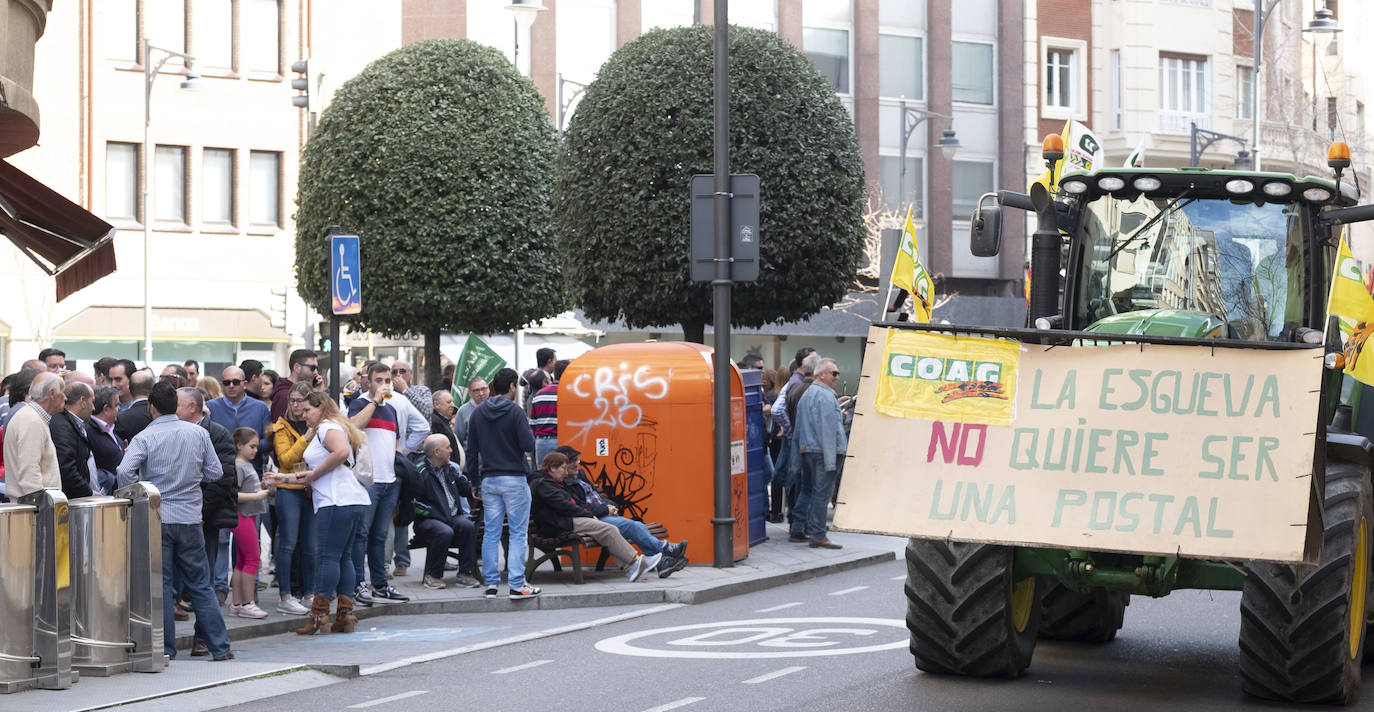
[1075, 194, 1310, 341]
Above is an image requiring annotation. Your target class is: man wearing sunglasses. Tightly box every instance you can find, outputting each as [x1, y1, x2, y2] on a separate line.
[208, 366, 271, 473]
[271, 349, 318, 421]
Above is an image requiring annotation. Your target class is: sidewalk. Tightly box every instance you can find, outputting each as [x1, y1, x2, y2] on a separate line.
[184, 520, 895, 650]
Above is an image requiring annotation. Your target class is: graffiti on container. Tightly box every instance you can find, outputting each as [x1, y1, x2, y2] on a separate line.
[565, 362, 671, 443]
[577, 423, 658, 521]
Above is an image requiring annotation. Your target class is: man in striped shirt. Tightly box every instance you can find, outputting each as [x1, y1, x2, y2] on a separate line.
[116, 382, 233, 661]
[529, 359, 568, 467]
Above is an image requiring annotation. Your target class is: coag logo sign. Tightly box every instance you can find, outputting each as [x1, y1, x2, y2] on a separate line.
[887, 354, 1003, 384]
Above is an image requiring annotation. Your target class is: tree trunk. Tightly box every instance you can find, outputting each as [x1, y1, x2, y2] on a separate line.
[424, 326, 442, 388]
[682, 320, 705, 343]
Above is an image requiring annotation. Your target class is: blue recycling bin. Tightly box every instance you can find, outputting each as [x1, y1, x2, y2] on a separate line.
[741, 368, 768, 545]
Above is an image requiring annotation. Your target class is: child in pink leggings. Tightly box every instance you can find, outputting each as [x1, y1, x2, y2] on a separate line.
[231, 428, 271, 619]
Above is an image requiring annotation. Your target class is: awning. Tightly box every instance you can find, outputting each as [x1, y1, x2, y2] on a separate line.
[54, 307, 288, 343]
[0, 160, 117, 301]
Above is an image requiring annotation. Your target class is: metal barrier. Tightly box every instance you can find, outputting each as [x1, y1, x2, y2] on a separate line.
[68, 496, 134, 676]
[0, 502, 37, 693]
[116, 482, 165, 673]
[17, 489, 75, 690]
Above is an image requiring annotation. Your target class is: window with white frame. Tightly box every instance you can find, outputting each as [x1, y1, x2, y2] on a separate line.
[203, 148, 235, 225]
[195, 0, 234, 71]
[154, 145, 187, 223]
[1045, 48, 1076, 111]
[104, 0, 138, 62]
[879, 34, 923, 100]
[642, 0, 693, 32]
[952, 41, 993, 105]
[106, 142, 139, 221]
[1159, 55, 1208, 125]
[879, 155, 924, 217]
[146, 0, 186, 65]
[952, 160, 995, 220]
[250, 151, 281, 227]
[1236, 65, 1254, 120]
[244, 0, 281, 74]
[1111, 49, 1122, 130]
[803, 28, 850, 94]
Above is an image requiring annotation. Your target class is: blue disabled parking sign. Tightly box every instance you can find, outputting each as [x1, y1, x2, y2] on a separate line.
[331, 234, 361, 315]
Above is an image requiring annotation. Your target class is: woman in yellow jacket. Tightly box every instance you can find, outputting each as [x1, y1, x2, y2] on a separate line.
[270, 380, 317, 615]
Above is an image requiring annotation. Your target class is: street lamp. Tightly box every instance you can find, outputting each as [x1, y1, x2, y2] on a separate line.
[1250, 1, 1341, 172]
[897, 99, 959, 216]
[1189, 121, 1251, 167]
[505, 0, 546, 77]
[143, 40, 199, 367]
[557, 74, 588, 131]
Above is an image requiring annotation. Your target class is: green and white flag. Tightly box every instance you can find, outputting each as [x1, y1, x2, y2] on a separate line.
[451, 335, 506, 406]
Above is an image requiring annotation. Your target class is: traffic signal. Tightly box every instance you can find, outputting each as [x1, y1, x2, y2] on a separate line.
[291, 59, 310, 110]
[269, 286, 287, 329]
[317, 321, 332, 353]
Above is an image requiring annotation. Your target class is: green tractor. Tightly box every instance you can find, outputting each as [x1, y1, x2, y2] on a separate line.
[836, 140, 1374, 704]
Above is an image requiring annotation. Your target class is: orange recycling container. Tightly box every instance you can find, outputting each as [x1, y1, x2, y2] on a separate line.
[559, 342, 749, 562]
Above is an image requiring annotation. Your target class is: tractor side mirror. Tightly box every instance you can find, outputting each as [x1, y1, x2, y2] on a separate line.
[970, 194, 1002, 257]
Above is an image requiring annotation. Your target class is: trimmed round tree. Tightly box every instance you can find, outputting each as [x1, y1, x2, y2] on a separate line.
[295, 39, 561, 383]
[556, 25, 867, 342]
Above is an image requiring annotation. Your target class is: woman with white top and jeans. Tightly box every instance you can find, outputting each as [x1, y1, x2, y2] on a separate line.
[295, 391, 371, 635]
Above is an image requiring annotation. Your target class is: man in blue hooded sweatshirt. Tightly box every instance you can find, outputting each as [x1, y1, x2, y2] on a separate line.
[464, 367, 539, 599]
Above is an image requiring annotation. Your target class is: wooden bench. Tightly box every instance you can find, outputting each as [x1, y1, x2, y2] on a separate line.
[526, 522, 668, 584]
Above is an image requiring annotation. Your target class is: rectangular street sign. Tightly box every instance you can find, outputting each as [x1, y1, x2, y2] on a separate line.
[331, 234, 361, 315]
[690, 173, 760, 282]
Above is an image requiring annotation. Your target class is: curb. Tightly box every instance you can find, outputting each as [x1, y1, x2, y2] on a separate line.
[176, 549, 895, 649]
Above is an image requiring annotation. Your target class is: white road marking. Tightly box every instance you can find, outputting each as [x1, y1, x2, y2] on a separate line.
[891, 575, 907, 581]
[830, 586, 869, 596]
[756, 602, 803, 613]
[596, 617, 907, 659]
[360, 603, 683, 676]
[491, 659, 553, 674]
[640, 697, 707, 712]
[349, 690, 429, 708]
[742, 666, 807, 684]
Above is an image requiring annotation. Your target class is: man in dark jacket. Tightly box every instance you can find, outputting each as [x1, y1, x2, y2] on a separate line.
[410, 434, 478, 589]
[116, 370, 155, 443]
[86, 386, 123, 494]
[430, 390, 461, 456]
[464, 368, 539, 598]
[528, 451, 660, 582]
[50, 381, 94, 499]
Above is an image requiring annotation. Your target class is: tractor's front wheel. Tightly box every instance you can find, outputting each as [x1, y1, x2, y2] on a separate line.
[905, 539, 1039, 677]
[1238, 459, 1372, 705]
[1038, 582, 1129, 643]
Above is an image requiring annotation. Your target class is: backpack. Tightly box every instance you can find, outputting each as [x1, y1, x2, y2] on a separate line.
[349, 436, 374, 487]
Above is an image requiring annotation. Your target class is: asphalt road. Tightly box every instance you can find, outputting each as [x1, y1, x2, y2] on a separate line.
[208, 548, 1374, 712]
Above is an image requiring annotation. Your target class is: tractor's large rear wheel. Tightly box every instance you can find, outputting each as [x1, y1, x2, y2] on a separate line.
[1038, 582, 1129, 642]
[1239, 459, 1372, 705]
[905, 539, 1039, 677]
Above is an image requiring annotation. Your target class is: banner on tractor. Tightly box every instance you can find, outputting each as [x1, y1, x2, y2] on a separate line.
[837, 326, 1324, 564]
[875, 330, 1020, 426]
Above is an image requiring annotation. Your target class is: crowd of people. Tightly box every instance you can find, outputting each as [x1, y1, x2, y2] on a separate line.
[0, 343, 714, 658]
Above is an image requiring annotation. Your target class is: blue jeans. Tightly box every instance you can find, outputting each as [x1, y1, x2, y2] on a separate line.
[354, 480, 398, 589]
[802, 452, 839, 540]
[789, 451, 815, 538]
[601, 515, 663, 555]
[393, 523, 411, 568]
[413, 516, 476, 579]
[534, 437, 558, 469]
[273, 488, 316, 599]
[480, 475, 531, 589]
[162, 523, 230, 659]
[213, 528, 231, 590]
[315, 505, 364, 599]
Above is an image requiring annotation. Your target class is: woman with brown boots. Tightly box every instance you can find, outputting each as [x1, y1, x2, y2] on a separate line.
[295, 391, 371, 635]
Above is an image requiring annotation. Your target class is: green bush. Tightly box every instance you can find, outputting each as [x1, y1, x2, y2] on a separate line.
[295, 39, 562, 339]
[556, 25, 867, 340]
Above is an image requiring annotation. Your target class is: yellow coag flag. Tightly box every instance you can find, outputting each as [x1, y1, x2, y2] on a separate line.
[906, 209, 935, 322]
[890, 206, 917, 294]
[875, 330, 1021, 426]
[1327, 234, 1374, 385]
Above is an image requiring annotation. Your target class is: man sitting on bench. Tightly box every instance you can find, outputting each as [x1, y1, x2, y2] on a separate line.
[555, 445, 688, 578]
[412, 434, 480, 589]
[530, 451, 661, 581]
